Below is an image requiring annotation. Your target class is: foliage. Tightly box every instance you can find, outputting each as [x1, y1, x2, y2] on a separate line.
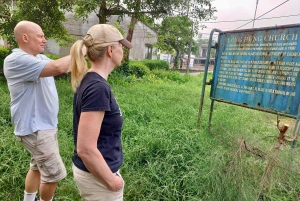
[113, 60, 131, 76]
[155, 16, 199, 69]
[72, 0, 178, 61]
[71, 0, 215, 61]
[141, 59, 169, 71]
[0, 47, 10, 75]
[156, 16, 191, 52]
[112, 21, 125, 36]
[1, 72, 300, 200]
[0, 0, 216, 64]
[128, 61, 150, 78]
[112, 59, 168, 79]
[0, 0, 18, 48]
[73, 0, 178, 24]
[149, 69, 192, 83]
[109, 59, 183, 85]
[154, 0, 216, 68]
[166, 0, 216, 35]
[0, 0, 74, 48]
[111, 60, 150, 79]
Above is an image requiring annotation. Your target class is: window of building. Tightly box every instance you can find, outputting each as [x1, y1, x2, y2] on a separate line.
[202, 49, 207, 57]
[145, 44, 153, 59]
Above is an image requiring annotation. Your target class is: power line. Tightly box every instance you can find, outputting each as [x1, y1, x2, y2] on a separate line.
[202, 12, 300, 30]
[203, 27, 243, 30]
[235, 0, 290, 30]
[199, 13, 300, 23]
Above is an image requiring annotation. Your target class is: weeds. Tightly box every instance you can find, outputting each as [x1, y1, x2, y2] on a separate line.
[0, 72, 299, 200]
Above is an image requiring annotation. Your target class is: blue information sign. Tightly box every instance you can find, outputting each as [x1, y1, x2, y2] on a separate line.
[212, 24, 300, 117]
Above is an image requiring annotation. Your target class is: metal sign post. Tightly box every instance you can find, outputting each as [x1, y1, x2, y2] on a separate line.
[197, 28, 221, 129]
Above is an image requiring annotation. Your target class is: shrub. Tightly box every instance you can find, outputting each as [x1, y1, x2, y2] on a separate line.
[0, 47, 10, 76]
[109, 60, 150, 84]
[112, 60, 150, 78]
[141, 59, 169, 71]
[114, 60, 130, 76]
[129, 61, 150, 78]
[109, 61, 131, 84]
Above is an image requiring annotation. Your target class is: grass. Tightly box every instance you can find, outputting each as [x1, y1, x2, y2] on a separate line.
[0, 72, 299, 200]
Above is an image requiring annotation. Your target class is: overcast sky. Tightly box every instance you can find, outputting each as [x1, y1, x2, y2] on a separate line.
[200, 0, 300, 39]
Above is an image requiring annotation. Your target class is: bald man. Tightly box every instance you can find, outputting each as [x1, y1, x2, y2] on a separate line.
[4, 21, 71, 201]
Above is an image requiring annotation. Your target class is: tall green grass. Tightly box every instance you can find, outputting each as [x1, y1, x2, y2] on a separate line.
[0, 72, 299, 200]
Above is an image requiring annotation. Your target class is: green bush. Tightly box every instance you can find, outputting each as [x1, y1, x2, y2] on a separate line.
[141, 59, 169, 71]
[114, 60, 130, 76]
[109, 61, 131, 84]
[109, 60, 150, 84]
[129, 61, 150, 78]
[0, 47, 10, 76]
[112, 60, 150, 78]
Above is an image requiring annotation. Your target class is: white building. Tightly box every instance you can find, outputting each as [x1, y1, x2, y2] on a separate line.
[194, 44, 215, 66]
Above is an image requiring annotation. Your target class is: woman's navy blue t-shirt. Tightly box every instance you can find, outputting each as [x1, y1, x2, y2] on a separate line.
[72, 72, 124, 173]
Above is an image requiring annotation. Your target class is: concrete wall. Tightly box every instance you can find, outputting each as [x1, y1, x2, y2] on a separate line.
[45, 12, 157, 60]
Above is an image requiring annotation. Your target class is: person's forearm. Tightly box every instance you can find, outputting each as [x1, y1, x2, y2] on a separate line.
[40, 55, 71, 77]
[55, 55, 71, 73]
[80, 149, 116, 188]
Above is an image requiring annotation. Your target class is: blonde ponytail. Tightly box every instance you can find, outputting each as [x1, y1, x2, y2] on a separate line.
[70, 40, 88, 92]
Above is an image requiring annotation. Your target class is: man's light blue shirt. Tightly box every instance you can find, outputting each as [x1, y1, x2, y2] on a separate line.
[4, 48, 58, 136]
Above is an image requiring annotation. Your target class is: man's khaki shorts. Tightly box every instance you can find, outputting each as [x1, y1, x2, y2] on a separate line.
[16, 129, 67, 183]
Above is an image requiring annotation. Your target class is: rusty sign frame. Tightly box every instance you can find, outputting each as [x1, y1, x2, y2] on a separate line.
[197, 24, 300, 147]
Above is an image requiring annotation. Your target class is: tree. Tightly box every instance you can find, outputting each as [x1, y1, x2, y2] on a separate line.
[0, 0, 74, 48]
[0, 0, 18, 47]
[167, 0, 216, 35]
[155, 16, 199, 69]
[73, 0, 179, 24]
[72, 0, 215, 61]
[172, 0, 216, 71]
[0, 0, 216, 60]
[73, 0, 173, 60]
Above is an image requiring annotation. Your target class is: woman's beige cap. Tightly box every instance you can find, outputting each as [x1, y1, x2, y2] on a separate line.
[86, 24, 133, 49]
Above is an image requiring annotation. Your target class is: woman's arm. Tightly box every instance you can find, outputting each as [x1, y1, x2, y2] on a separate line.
[77, 111, 123, 191]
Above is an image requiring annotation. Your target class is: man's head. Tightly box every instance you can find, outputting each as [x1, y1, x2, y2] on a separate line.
[14, 21, 47, 56]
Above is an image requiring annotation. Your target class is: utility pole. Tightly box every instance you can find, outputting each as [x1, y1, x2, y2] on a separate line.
[186, 24, 193, 73]
[252, 0, 259, 28]
[186, 0, 193, 73]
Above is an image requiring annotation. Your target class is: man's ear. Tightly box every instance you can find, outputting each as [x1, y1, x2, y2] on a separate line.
[21, 34, 28, 42]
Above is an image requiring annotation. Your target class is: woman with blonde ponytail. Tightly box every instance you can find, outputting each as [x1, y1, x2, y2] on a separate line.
[70, 24, 133, 201]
